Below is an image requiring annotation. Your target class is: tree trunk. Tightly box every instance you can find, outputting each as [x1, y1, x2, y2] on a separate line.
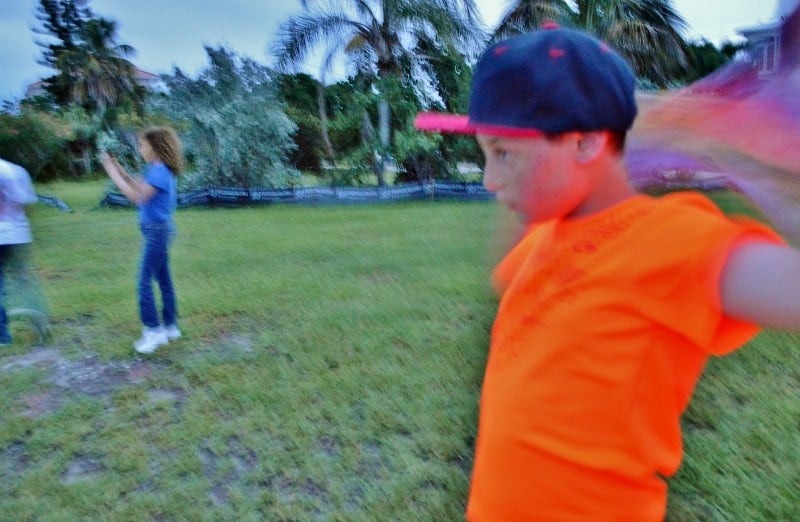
[376, 97, 390, 187]
[316, 81, 335, 160]
[81, 145, 92, 176]
[361, 111, 385, 186]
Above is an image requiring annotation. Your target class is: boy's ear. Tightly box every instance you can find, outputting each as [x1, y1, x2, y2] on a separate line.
[574, 132, 608, 164]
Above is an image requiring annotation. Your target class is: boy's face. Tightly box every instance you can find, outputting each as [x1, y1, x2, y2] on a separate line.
[477, 133, 591, 223]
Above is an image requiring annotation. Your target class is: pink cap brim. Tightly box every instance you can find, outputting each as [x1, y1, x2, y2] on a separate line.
[414, 112, 543, 137]
[414, 112, 474, 134]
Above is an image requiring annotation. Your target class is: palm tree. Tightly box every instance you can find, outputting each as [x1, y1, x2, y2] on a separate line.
[35, 1, 141, 116]
[55, 17, 140, 174]
[492, 0, 689, 86]
[61, 18, 140, 117]
[272, 0, 484, 185]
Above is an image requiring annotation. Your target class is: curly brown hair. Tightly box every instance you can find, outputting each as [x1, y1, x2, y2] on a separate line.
[140, 126, 184, 175]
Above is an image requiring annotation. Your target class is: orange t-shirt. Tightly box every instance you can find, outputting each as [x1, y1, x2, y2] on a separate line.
[466, 192, 783, 522]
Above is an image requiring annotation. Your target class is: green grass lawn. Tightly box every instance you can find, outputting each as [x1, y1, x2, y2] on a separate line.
[0, 181, 797, 520]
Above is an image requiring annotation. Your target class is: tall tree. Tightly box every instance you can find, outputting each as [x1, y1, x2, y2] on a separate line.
[276, 72, 330, 173]
[492, 0, 689, 86]
[34, 0, 92, 105]
[150, 47, 299, 188]
[61, 18, 140, 117]
[34, 0, 141, 118]
[678, 38, 744, 83]
[272, 0, 484, 185]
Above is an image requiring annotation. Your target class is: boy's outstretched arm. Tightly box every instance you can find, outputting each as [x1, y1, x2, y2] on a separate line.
[721, 241, 800, 329]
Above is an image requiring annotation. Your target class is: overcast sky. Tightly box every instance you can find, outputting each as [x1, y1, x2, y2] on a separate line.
[0, 0, 783, 101]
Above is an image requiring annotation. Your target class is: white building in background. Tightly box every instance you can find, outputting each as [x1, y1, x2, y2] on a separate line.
[24, 68, 163, 98]
[737, 0, 798, 76]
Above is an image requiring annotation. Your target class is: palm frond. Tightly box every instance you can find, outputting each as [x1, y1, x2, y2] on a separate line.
[493, 0, 575, 41]
[494, 0, 688, 85]
[273, 11, 366, 71]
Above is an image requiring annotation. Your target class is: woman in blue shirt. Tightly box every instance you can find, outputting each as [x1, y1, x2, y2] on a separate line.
[101, 127, 182, 354]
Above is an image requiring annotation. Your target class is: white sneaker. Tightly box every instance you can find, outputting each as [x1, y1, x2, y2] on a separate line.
[134, 326, 168, 354]
[164, 324, 182, 341]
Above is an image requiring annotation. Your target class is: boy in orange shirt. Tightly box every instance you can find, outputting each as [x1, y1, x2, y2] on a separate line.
[415, 26, 799, 521]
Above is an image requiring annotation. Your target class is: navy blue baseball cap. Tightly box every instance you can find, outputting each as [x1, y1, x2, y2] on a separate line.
[415, 26, 637, 137]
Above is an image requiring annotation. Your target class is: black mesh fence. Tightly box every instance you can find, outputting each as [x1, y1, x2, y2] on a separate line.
[39, 174, 735, 214]
[100, 181, 496, 209]
[37, 194, 72, 213]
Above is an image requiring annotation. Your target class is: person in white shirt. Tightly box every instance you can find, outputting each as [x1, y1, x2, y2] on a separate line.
[0, 159, 44, 345]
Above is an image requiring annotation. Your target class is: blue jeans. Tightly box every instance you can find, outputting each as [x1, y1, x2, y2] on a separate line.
[138, 222, 177, 328]
[0, 245, 11, 342]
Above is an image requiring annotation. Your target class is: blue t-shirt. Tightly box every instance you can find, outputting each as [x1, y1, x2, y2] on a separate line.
[138, 162, 176, 225]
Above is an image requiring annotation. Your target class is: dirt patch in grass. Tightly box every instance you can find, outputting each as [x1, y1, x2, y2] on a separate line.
[0, 442, 29, 475]
[222, 334, 253, 353]
[1, 347, 63, 372]
[19, 391, 62, 418]
[2, 347, 164, 418]
[61, 455, 106, 485]
[0, 330, 346, 515]
[50, 354, 157, 398]
[198, 435, 261, 507]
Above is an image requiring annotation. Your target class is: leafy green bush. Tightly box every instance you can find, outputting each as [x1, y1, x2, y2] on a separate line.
[149, 47, 300, 189]
[392, 129, 459, 183]
[0, 109, 74, 182]
[285, 106, 325, 175]
[323, 145, 380, 186]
